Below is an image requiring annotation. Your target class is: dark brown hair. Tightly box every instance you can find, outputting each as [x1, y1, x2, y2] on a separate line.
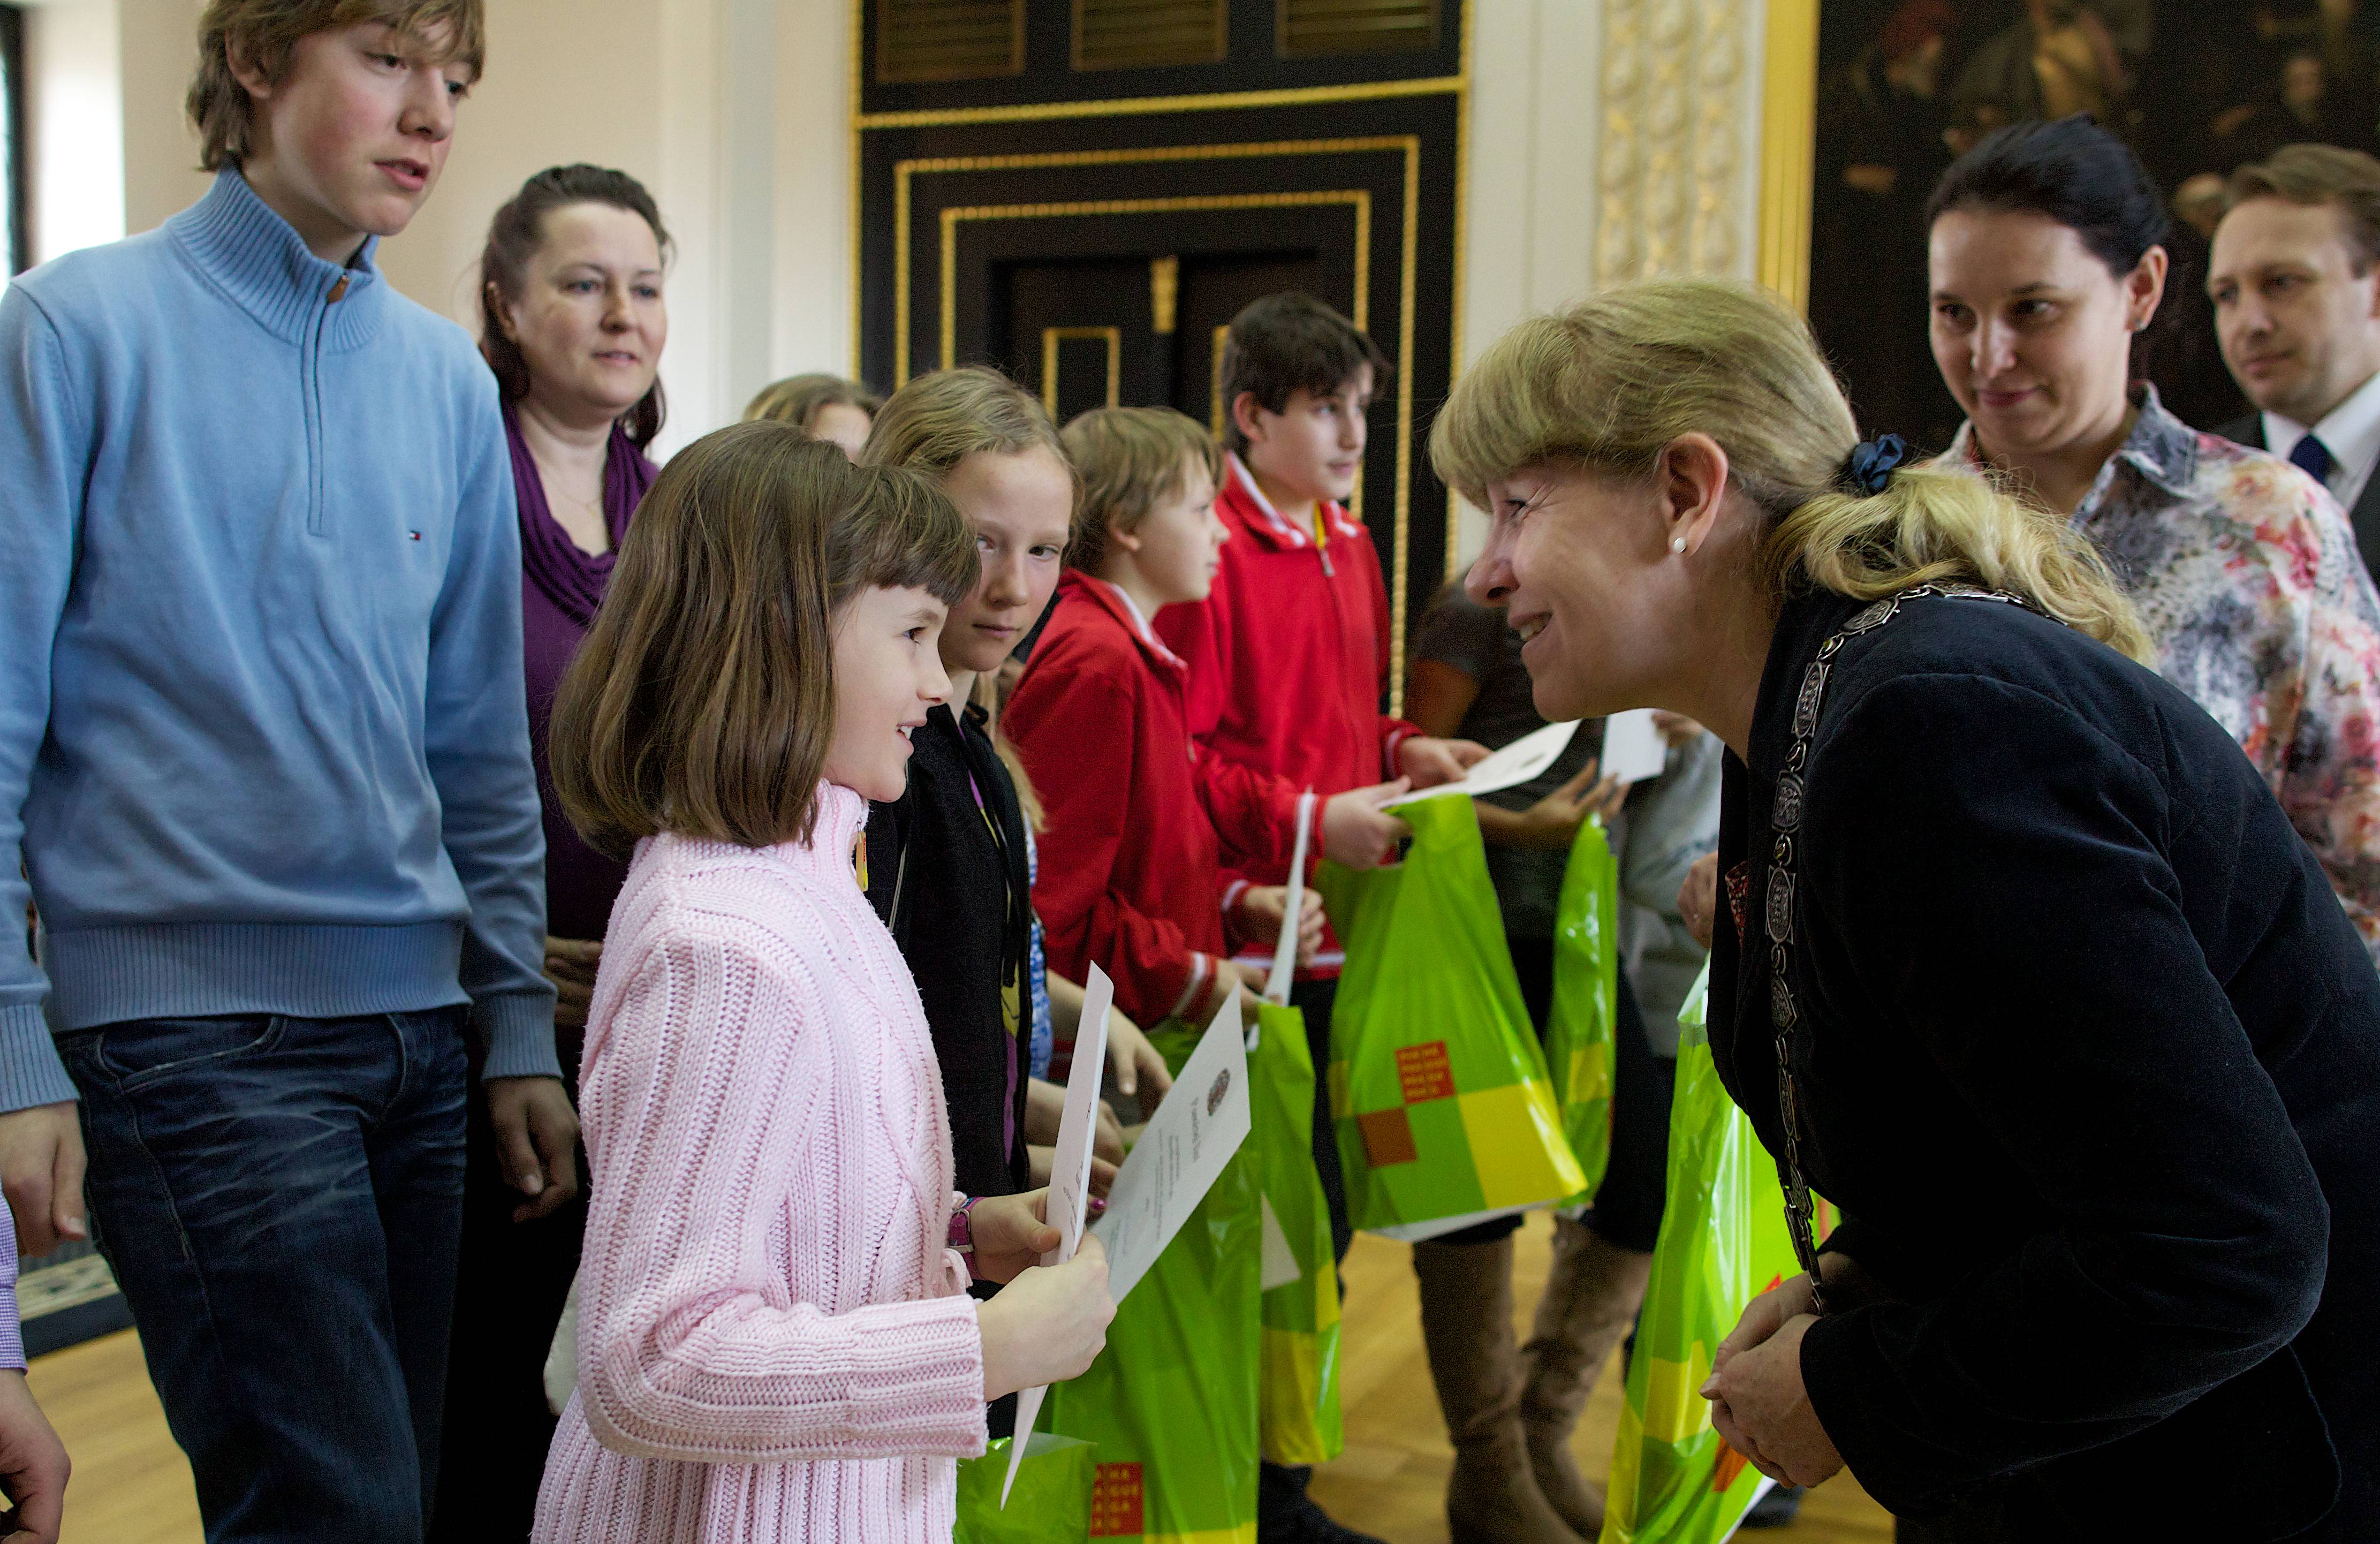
[479, 165, 672, 449]
[1218, 292, 1392, 455]
[550, 425, 977, 856]
[745, 373, 883, 430]
[2227, 143, 2380, 273]
[190, 0, 484, 171]
[1059, 406, 1221, 570]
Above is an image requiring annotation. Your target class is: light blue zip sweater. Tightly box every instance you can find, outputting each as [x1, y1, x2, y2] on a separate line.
[0, 169, 558, 1108]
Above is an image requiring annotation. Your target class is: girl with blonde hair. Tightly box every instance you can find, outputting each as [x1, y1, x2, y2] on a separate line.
[744, 372, 881, 458]
[857, 371, 1170, 1355]
[1432, 278, 2380, 1543]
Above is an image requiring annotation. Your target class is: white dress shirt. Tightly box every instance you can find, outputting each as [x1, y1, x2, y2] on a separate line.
[2264, 364, 2380, 515]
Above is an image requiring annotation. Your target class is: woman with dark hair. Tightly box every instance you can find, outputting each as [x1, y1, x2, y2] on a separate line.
[1924, 115, 2380, 958]
[430, 163, 672, 1540]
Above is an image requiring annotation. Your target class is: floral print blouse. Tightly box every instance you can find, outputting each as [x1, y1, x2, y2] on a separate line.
[1947, 384, 2380, 960]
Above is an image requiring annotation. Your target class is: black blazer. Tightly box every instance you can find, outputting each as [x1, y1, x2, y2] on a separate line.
[2217, 411, 2380, 584]
[1711, 588, 2380, 1538]
[865, 701, 1034, 1203]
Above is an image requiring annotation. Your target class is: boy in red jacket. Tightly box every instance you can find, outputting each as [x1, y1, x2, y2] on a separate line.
[1151, 294, 1483, 1544]
[1009, 408, 1409, 1034]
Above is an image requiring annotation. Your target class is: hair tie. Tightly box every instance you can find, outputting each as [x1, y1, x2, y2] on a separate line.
[1845, 434, 1910, 496]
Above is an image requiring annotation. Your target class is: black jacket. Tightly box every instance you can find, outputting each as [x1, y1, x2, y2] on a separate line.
[1711, 587, 2380, 1537]
[865, 701, 1033, 1202]
[2218, 411, 2380, 585]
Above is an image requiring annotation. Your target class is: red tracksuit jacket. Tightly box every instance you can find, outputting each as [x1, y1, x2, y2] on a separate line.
[1153, 455, 1421, 966]
[1008, 571, 1307, 1028]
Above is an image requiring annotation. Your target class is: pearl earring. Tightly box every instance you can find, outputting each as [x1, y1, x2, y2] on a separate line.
[1671, 536, 1688, 554]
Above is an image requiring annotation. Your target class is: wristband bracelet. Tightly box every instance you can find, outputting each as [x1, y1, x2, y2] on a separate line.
[949, 1195, 977, 1254]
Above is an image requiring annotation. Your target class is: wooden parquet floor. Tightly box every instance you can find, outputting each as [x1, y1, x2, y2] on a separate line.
[24, 1213, 1894, 1542]
[1310, 1215, 1894, 1543]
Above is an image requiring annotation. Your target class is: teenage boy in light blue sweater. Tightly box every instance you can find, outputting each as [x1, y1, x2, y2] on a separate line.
[0, 3, 576, 1537]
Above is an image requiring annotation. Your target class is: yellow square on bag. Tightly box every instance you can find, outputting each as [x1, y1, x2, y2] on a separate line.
[1457, 1080, 1587, 1209]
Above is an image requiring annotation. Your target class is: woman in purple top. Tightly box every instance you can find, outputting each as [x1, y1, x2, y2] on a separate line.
[431, 164, 669, 1542]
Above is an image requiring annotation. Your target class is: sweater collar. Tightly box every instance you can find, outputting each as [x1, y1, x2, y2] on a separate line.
[1221, 452, 1366, 551]
[1059, 569, 1187, 675]
[761, 783, 871, 879]
[168, 168, 388, 350]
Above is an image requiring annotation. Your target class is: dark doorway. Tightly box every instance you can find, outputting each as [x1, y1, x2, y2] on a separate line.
[997, 248, 1333, 432]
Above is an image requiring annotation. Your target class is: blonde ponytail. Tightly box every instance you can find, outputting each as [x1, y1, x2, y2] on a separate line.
[1768, 466, 2153, 661]
[1429, 279, 2153, 663]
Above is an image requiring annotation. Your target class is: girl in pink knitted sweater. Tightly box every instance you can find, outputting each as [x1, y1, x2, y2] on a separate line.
[531, 428, 1115, 1543]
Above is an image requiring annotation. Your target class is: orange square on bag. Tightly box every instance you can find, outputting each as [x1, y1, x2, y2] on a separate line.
[1359, 1107, 1419, 1167]
[1396, 1041, 1456, 1103]
[1090, 1462, 1143, 1535]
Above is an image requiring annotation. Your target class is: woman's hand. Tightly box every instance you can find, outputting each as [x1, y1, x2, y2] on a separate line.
[1239, 887, 1327, 967]
[1679, 851, 1720, 950]
[1701, 1311, 1843, 1487]
[977, 1235, 1116, 1397]
[544, 935, 603, 1028]
[1710, 1272, 1817, 1374]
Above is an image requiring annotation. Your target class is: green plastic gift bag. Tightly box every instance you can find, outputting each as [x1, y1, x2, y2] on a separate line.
[1316, 794, 1588, 1237]
[954, 1433, 1096, 1542]
[1545, 814, 1620, 1204]
[1600, 965, 1798, 1544]
[1252, 1000, 1343, 1466]
[1045, 1023, 1262, 1544]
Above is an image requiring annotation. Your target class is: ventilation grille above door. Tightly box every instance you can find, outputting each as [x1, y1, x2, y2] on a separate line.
[1074, 0, 1229, 71]
[1278, 0, 1438, 58]
[876, 0, 1026, 84]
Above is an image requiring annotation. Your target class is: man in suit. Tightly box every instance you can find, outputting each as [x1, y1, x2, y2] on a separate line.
[2210, 143, 2380, 581]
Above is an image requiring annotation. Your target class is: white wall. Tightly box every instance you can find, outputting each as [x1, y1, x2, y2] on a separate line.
[1454, 0, 1771, 567]
[20, 0, 126, 265]
[21, 0, 852, 457]
[373, 0, 845, 457]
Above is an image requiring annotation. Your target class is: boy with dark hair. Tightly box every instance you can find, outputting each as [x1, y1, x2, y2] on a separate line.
[1009, 406, 1412, 1034]
[1154, 293, 1484, 1544]
[0, 3, 574, 1537]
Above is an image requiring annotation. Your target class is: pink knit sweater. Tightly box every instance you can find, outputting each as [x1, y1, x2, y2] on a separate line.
[533, 784, 988, 1544]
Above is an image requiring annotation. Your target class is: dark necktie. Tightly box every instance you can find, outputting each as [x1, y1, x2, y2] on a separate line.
[2291, 433, 2337, 485]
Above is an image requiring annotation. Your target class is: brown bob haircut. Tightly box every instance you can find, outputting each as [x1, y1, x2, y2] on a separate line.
[190, 1, 487, 171]
[550, 425, 977, 857]
[1218, 292, 1392, 456]
[746, 373, 883, 432]
[2227, 143, 2380, 273]
[1059, 406, 1222, 571]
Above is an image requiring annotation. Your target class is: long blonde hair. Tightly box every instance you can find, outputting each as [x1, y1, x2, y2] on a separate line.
[1429, 279, 2152, 662]
[863, 367, 1078, 828]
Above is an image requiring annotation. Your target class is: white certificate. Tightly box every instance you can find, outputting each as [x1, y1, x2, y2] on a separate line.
[1004, 965, 1112, 1504]
[1089, 992, 1254, 1304]
[1598, 708, 1670, 785]
[1385, 718, 1582, 807]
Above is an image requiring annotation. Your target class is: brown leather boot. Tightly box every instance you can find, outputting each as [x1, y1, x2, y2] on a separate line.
[1516, 1218, 1654, 1538]
[1413, 1236, 1588, 1544]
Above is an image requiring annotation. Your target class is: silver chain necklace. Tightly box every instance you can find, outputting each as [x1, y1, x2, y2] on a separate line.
[1764, 582, 2038, 1313]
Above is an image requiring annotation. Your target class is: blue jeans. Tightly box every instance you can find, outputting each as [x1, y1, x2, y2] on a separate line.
[61, 1009, 469, 1543]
